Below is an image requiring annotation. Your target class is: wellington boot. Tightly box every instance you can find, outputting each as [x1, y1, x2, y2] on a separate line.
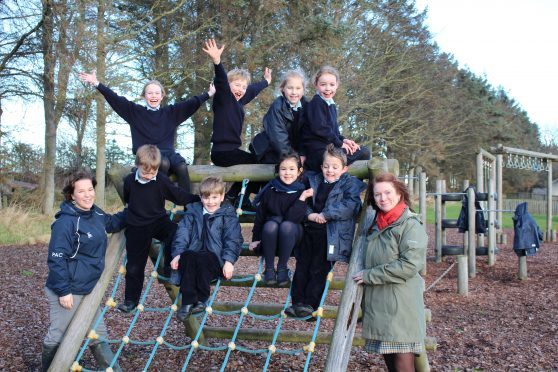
[90, 342, 122, 372]
[41, 343, 59, 372]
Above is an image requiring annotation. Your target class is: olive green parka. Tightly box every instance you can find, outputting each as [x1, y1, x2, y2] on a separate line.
[361, 208, 427, 343]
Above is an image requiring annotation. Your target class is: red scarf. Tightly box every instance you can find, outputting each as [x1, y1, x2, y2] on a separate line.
[376, 201, 407, 230]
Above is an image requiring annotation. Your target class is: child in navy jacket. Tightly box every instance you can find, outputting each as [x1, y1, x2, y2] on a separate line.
[170, 176, 243, 321]
[202, 38, 271, 203]
[78, 70, 215, 193]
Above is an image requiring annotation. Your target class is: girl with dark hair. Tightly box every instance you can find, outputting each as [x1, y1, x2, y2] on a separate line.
[249, 152, 313, 285]
[353, 172, 427, 372]
[42, 171, 126, 371]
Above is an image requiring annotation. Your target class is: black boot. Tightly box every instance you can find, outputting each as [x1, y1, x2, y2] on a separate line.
[90, 342, 122, 372]
[41, 343, 59, 372]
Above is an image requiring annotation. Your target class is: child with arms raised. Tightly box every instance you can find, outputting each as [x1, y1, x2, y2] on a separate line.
[300, 66, 370, 172]
[170, 176, 243, 321]
[286, 144, 366, 318]
[202, 38, 271, 204]
[119, 144, 199, 313]
[249, 152, 313, 285]
[78, 71, 215, 193]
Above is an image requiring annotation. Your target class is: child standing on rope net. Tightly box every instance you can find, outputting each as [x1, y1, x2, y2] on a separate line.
[249, 152, 314, 285]
[118, 145, 200, 314]
[42, 171, 125, 372]
[170, 176, 243, 321]
[78, 70, 215, 193]
[202, 38, 272, 209]
[250, 69, 308, 165]
[300, 65, 370, 173]
[286, 144, 366, 319]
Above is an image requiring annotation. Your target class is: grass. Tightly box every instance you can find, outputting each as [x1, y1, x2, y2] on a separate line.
[0, 187, 125, 247]
[424, 201, 558, 230]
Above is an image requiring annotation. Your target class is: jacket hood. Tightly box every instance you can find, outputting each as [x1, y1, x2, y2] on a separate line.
[514, 202, 528, 217]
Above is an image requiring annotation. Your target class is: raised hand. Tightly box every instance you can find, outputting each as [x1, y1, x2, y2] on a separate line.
[263, 67, 272, 84]
[208, 83, 216, 97]
[203, 39, 225, 65]
[78, 70, 99, 86]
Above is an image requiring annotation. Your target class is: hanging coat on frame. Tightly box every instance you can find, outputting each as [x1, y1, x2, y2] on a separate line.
[456, 186, 487, 234]
[512, 202, 543, 257]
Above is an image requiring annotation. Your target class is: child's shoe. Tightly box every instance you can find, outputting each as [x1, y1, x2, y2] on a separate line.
[191, 300, 207, 315]
[263, 268, 277, 285]
[176, 304, 193, 321]
[117, 300, 138, 314]
[284, 303, 303, 318]
[276, 268, 291, 286]
[295, 304, 315, 318]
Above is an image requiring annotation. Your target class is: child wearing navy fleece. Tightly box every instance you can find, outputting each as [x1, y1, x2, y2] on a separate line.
[78, 71, 215, 193]
[119, 145, 199, 313]
[300, 66, 370, 172]
[202, 38, 272, 203]
[249, 152, 313, 285]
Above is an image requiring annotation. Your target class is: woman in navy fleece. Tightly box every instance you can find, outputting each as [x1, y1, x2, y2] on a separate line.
[42, 171, 126, 371]
[79, 71, 215, 193]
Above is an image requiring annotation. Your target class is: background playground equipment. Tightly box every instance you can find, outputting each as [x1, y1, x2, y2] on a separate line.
[432, 179, 499, 296]
[480, 145, 557, 243]
[47, 159, 437, 372]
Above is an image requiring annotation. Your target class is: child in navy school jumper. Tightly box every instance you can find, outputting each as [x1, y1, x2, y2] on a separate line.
[300, 66, 370, 172]
[250, 69, 309, 165]
[286, 144, 366, 319]
[78, 70, 215, 193]
[118, 144, 200, 313]
[249, 152, 313, 285]
[170, 176, 243, 321]
[202, 38, 272, 203]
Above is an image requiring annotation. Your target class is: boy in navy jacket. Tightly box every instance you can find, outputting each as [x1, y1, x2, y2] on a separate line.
[119, 144, 199, 313]
[170, 176, 243, 321]
[202, 38, 271, 204]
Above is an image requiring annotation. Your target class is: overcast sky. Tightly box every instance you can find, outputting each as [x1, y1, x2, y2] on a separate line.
[415, 0, 558, 138]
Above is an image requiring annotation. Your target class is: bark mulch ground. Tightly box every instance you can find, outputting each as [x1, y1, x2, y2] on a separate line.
[1, 226, 556, 371]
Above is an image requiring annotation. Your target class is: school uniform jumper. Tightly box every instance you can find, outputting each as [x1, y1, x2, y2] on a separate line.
[291, 172, 366, 309]
[171, 202, 243, 305]
[123, 172, 199, 304]
[300, 94, 370, 172]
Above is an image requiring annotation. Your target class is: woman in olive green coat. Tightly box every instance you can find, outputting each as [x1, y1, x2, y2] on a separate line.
[353, 173, 427, 372]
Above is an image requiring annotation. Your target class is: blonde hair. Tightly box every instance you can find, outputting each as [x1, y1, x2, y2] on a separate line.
[199, 176, 226, 197]
[313, 65, 340, 86]
[323, 143, 347, 167]
[227, 68, 251, 84]
[135, 144, 161, 170]
[279, 69, 307, 91]
[141, 80, 166, 97]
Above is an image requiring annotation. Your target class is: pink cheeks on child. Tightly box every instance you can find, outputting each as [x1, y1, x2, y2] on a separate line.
[321, 155, 347, 183]
[315, 73, 338, 100]
[282, 77, 304, 106]
[229, 79, 248, 101]
[143, 84, 164, 108]
[278, 158, 302, 185]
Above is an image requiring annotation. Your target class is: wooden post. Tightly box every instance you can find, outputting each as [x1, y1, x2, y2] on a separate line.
[408, 167, 415, 198]
[457, 255, 468, 296]
[419, 171, 427, 276]
[518, 255, 528, 280]
[435, 180, 442, 263]
[547, 159, 553, 242]
[324, 158, 399, 372]
[487, 174, 496, 266]
[496, 154, 504, 241]
[467, 187, 477, 278]
[48, 232, 126, 371]
[441, 180, 447, 247]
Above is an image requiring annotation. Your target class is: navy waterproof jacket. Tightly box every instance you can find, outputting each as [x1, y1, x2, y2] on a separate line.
[45, 201, 126, 296]
[512, 202, 543, 256]
[171, 202, 243, 282]
[306, 172, 366, 262]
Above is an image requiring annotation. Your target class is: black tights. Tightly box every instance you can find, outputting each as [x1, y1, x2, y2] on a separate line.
[160, 158, 191, 193]
[261, 220, 302, 272]
[383, 353, 415, 372]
